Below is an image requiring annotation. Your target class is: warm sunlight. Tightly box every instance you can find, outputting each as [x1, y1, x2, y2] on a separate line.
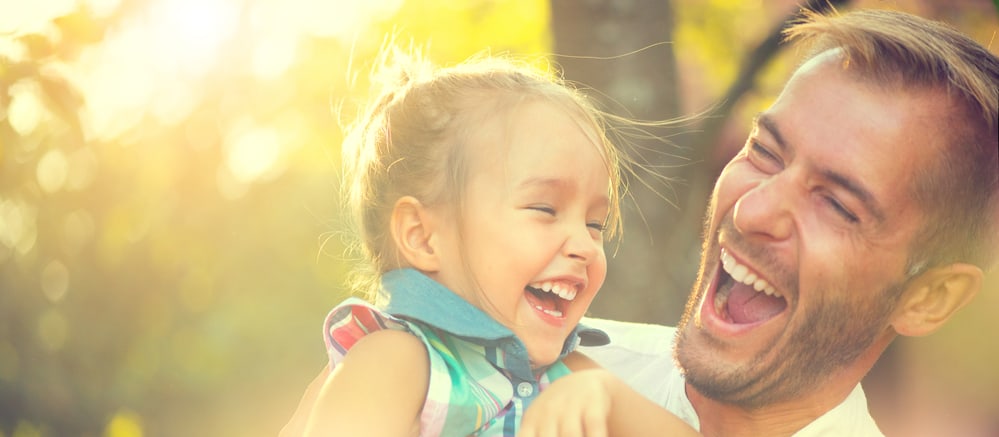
[147, 0, 240, 75]
[0, 0, 75, 34]
[6, 1, 997, 436]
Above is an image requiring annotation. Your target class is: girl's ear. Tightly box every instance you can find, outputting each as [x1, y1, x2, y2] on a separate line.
[390, 196, 441, 273]
[890, 263, 983, 337]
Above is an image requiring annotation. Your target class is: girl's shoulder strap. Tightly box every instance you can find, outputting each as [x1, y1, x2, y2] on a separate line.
[323, 297, 420, 363]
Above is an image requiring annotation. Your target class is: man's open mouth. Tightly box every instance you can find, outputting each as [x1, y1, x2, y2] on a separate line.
[524, 281, 577, 318]
[715, 248, 787, 324]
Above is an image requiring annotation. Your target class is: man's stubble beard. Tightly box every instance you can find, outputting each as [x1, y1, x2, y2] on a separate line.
[673, 231, 905, 410]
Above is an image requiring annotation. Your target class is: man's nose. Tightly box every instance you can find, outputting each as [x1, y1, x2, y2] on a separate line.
[733, 176, 796, 242]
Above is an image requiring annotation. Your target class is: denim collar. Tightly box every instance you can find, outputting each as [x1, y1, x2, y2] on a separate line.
[382, 268, 609, 351]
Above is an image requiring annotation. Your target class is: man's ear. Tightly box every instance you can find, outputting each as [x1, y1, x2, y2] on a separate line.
[390, 196, 441, 273]
[891, 263, 983, 337]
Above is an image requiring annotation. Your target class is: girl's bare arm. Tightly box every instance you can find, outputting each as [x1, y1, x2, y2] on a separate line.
[302, 330, 429, 437]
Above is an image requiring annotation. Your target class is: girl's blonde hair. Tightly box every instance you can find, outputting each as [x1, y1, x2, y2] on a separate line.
[340, 45, 627, 300]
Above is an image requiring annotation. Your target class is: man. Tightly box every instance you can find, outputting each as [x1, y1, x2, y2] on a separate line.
[577, 8, 999, 437]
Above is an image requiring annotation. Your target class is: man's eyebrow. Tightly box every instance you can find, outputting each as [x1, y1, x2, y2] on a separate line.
[754, 113, 886, 223]
[821, 169, 886, 223]
[754, 113, 788, 153]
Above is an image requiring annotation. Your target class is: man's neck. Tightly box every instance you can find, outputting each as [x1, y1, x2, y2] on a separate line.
[686, 338, 888, 437]
[686, 383, 851, 437]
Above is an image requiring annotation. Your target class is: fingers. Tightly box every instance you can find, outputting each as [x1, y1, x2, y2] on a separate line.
[581, 410, 608, 437]
[520, 417, 606, 437]
[519, 400, 609, 437]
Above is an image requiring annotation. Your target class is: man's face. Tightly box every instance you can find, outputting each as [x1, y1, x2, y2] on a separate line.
[676, 52, 948, 408]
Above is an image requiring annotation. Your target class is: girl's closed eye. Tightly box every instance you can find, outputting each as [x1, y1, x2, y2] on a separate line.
[527, 205, 557, 216]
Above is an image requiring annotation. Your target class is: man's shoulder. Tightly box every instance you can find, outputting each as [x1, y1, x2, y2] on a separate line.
[794, 384, 885, 437]
[576, 317, 684, 407]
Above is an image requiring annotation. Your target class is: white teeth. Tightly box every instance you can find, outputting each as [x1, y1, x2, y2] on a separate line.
[722, 254, 735, 271]
[731, 264, 748, 282]
[720, 249, 781, 299]
[553, 284, 565, 298]
[533, 305, 564, 317]
[753, 278, 766, 291]
[528, 281, 578, 301]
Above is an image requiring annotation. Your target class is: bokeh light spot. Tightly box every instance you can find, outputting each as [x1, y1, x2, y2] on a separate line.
[7, 83, 47, 137]
[224, 125, 282, 184]
[36, 149, 69, 194]
[81, 0, 123, 19]
[147, 0, 239, 74]
[251, 34, 299, 80]
[0, 197, 38, 256]
[104, 409, 144, 437]
[41, 259, 70, 303]
[150, 79, 198, 126]
[0, 0, 75, 35]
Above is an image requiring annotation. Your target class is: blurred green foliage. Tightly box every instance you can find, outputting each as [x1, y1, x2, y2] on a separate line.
[0, 1, 996, 436]
[1, 1, 550, 435]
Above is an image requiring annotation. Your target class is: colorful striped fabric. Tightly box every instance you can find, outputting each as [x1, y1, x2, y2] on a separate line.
[322, 269, 607, 436]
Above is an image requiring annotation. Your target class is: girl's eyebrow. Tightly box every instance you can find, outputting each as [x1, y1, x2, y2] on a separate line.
[518, 177, 570, 190]
[518, 177, 610, 207]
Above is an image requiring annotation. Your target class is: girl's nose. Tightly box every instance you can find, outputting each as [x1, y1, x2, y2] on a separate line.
[563, 223, 600, 264]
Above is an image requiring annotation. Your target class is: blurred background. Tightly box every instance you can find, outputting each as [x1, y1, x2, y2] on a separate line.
[1, 0, 996, 436]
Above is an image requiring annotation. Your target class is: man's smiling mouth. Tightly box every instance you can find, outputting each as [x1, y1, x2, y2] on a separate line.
[715, 248, 787, 324]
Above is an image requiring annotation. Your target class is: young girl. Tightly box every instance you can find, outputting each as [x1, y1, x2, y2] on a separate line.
[285, 46, 700, 437]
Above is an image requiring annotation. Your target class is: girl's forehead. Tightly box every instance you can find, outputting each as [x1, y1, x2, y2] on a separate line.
[470, 98, 602, 154]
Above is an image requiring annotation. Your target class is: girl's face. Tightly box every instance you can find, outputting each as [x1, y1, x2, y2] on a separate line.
[428, 99, 610, 368]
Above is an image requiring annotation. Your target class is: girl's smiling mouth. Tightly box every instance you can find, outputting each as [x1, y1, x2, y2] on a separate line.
[524, 280, 580, 319]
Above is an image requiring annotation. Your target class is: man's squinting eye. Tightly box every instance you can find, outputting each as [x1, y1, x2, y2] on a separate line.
[746, 139, 861, 225]
[749, 141, 782, 168]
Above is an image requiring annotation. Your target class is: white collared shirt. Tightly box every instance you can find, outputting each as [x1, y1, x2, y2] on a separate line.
[579, 317, 885, 436]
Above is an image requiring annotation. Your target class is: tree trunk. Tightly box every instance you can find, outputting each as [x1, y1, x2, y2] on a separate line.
[551, 0, 689, 323]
